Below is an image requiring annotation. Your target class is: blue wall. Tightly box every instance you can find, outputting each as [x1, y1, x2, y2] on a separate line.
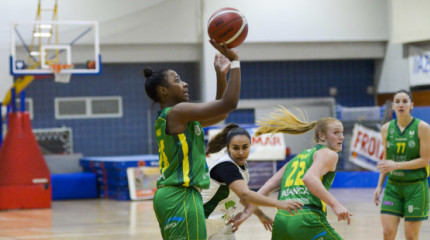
[240, 60, 375, 106]
[411, 106, 430, 124]
[25, 63, 199, 156]
[227, 60, 375, 124]
[25, 59, 375, 157]
[226, 109, 255, 124]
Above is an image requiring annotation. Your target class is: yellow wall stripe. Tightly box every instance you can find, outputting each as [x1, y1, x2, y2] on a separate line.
[179, 134, 190, 187]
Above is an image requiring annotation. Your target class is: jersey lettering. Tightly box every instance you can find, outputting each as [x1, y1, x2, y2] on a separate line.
[396, 142, 406, 154]
[285, 160, 306, 187]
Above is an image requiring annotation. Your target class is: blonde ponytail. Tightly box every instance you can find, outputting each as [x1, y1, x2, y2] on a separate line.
[255, 106, 317, 136]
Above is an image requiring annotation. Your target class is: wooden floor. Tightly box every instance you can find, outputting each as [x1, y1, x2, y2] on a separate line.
[0, 188, 429, 240]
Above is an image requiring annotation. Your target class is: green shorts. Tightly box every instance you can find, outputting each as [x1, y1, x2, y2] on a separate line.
[153, 186, 207, 240]
[381, 179, 429, 221]
[271, 208, 342, 240]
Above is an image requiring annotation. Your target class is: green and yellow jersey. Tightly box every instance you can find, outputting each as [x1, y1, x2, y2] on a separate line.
[278, 144, 336, 214]
[154, 107, 210, 189]
[386, 118, 428, 181]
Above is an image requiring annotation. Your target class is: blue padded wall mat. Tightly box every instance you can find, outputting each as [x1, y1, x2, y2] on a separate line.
[51, 172, 98, 200]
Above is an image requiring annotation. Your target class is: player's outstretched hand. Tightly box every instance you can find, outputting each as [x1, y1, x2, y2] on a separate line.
[377, 160, 397, 174]
[209, 39, 239, 61]
[257, 213, 274, 232]
[373, 186, 382, 206]
[229, 211, 249, 232]
[332, 204, 353, 225]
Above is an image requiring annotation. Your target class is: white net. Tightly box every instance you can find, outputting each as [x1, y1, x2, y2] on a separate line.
[51, 64, 73, 83]
[54, 72, 71, 83]
[33, 127, 74, 154]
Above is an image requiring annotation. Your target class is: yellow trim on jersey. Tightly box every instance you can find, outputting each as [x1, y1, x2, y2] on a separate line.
[182, 188, 190, 239]
[426, 165, 429, 178]
[156, 117, 168, 174]
[320, 175, 327, 213]
[422, 181, 426, 217]
[321, 199, 327, 213]
[192, 190, 199, 238]
[179, 133, 190, 187]
[159, 140, 169, 174]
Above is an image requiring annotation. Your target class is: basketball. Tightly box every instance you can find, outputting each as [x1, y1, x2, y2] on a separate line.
[87, 60, 96, 69]
[208, 7, 248, 48]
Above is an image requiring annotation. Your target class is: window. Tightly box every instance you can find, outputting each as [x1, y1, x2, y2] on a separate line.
[55, 96, 122, 119]
[17, 98, 34, 119]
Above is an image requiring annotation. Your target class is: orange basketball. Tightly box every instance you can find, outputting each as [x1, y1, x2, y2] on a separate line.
[208, 7, 248, 48]
[87, 60, 96, 69]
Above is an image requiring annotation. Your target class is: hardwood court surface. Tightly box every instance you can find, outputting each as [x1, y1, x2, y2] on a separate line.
[0, 188, 429, 239]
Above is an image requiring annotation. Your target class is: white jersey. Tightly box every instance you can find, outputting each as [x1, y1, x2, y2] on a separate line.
[201, 154, 250, 223]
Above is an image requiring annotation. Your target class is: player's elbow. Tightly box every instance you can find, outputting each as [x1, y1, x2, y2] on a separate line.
[420, 157, 430, 168]
[219, 95, 239, 112]
[302, 174, 313, 187]
[238, 190, 252, 204]
[257, 184, 273, 196]
[223, 100, 238, 112]
[219, 114, 228, 121]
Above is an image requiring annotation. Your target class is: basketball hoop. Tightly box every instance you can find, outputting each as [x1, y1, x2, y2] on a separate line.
[49, 64, 74, 83]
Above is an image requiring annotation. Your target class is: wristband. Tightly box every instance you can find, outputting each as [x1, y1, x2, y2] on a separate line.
[230, 60, 240, 69]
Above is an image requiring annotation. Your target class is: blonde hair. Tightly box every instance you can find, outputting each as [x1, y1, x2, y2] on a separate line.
[312, 117, 341, 143]
[255, 106, 340, 143]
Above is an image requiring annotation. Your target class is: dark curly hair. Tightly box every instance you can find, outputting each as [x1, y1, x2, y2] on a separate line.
[143, 67, 169, 102]
[206, 123, 251, 154]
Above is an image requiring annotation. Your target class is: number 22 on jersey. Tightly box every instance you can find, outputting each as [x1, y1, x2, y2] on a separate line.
[285, 160, 306, 187]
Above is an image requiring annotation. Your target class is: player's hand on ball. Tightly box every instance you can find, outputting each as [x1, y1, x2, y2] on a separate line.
[209, 39, 239, 61]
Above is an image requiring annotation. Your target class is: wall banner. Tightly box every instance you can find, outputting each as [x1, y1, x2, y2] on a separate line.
[349, 124, 384, 171]
[409, 46, 430, 87]
[207, 127, 286, 161]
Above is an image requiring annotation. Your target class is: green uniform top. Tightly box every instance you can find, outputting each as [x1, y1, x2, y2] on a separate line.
[154, 107, 210, 189]
[386, 118, 428, 181]
[278, 144, 336, 214]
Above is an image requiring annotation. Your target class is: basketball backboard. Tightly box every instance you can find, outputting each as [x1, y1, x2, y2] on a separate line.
[10, 21, 101, 76]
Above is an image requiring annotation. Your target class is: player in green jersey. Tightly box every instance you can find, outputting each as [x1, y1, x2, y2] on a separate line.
[236, 106, 352, 240]
[143, 40, 241, 240]
[373, 90, 430, 240]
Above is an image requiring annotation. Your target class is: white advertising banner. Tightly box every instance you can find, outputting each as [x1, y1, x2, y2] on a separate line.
[349, 124, 384, 171]
[409, 46, 430, 87]
[207, 127, 286, 161]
